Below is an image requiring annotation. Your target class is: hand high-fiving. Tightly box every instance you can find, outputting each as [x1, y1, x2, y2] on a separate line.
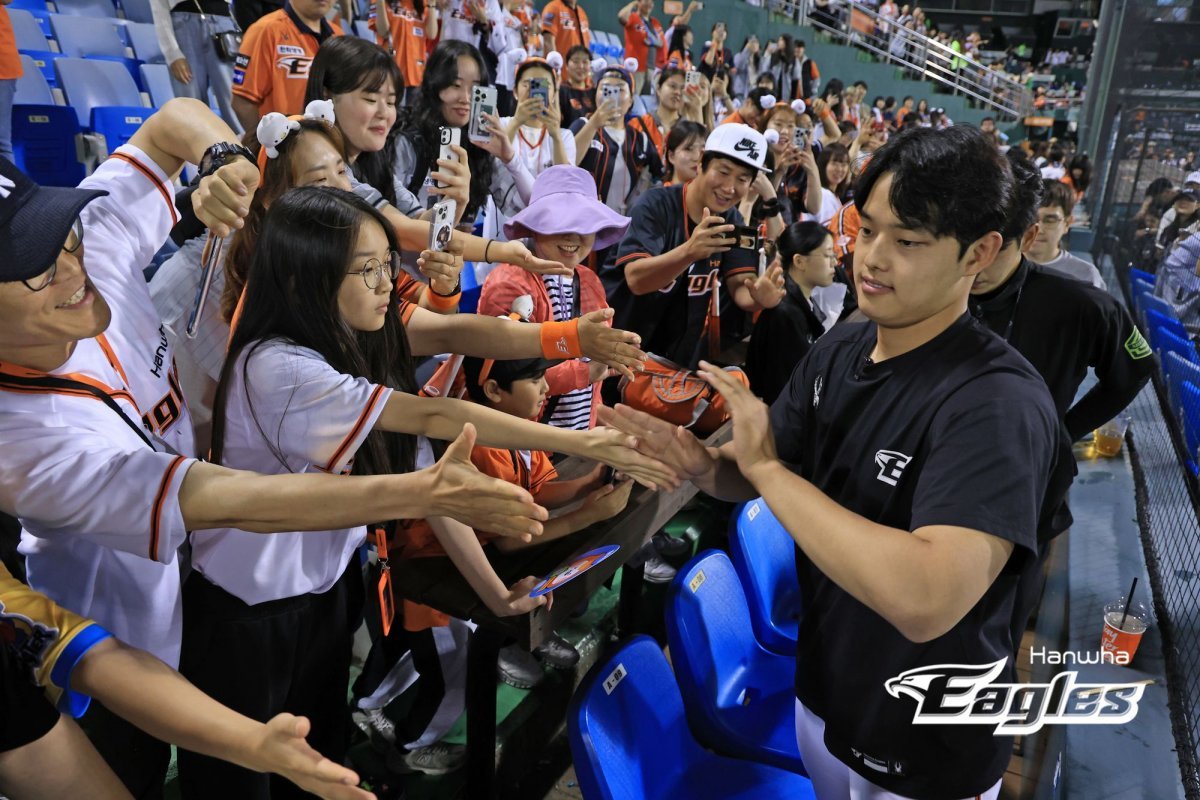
[426, 423, 549, 540]
[577, 308, 646, 381]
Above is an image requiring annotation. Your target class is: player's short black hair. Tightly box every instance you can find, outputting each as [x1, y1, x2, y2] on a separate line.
[855, 126, 1014, 256]
[1000, 150, 1043, 244]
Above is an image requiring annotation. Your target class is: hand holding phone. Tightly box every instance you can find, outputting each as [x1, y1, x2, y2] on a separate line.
[428, 198, 457, 253]
[469, 85, 498, 144]
[437, 126, 461, 189]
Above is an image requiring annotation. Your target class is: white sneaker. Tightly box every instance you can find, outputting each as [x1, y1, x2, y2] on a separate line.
[643, 554, 678, 584]
[388, 742, 468, 776]
[352, 706, 396, 751]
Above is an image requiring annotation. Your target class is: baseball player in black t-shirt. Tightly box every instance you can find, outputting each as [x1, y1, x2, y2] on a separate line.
[602, 123, 787, 368]
[600, 126, 1076, 799]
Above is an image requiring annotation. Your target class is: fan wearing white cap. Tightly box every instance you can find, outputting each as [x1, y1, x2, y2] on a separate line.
[603, 122, 786, 369]
[1156, 169, 1200, 242]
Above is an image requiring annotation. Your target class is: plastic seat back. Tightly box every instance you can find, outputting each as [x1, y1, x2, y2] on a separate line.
[569, 635, 704, 800]
[1182, 382, 1200, 466]
[9, 0, 49, 11]
[9, 8, 50, 50]
[729, 499, 802, 656]
[52, 0, 119, 17]
[1131, 278, 1154, 314]
[139, 62, 174, 106]
[1151, 326, 1197, 367]
[1147, 308, 1187, 340]
[51, 13, 127, 58]
[1140, 293, 1175, 326]
[118, 0, 155, 24]
[353, 19, 374, 40]
[126, 21, 163, 62]
[14, 54, 54, 104]
[1129, 267, 1155, 286]
[56, 56, 143, 126]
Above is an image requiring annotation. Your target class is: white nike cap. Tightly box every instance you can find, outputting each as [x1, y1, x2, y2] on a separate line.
[704, 123, 771, 175]
[1186, 170, 1200, 188]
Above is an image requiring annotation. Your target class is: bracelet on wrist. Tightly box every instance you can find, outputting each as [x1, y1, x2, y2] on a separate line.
[483, 239, 495, 263]
[429, 279, 461, 298]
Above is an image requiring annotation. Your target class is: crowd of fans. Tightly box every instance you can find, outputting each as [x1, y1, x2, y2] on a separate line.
[0, 0, 1160, 798]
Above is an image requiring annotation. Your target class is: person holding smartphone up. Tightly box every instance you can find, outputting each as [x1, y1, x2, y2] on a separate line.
[503, 53, 576, 176]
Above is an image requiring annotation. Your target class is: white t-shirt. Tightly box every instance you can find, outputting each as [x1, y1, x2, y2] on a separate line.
[804, 187, 841, 225]
[440, 0, 501, 47]
[191, 340, 392, 605]
[500, 120, 577, 179]
[3, 146, 196, 667]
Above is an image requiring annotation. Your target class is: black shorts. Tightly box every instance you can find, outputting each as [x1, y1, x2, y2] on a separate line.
[1, 638, 59, 753]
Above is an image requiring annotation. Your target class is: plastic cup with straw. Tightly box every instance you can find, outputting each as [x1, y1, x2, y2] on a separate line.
[1100, 577, 1150, 664]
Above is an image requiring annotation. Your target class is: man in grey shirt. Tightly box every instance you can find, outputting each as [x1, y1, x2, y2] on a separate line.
[1025, 178, 1106, 289]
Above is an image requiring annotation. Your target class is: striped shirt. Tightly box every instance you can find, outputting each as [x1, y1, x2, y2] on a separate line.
[543, 274, 592, 431]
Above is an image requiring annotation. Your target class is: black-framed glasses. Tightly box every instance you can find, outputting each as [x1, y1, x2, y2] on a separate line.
[23, 217, 84, 292]
[348, 251, 401, 290]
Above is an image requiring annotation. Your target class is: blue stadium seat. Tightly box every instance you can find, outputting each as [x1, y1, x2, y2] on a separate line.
[51, 14, 127, 58]
[630, 95, 647, 117]
[568, 635, 817, 800]
[642, 94, 658, 114]
[1140, 293, 1176, 326]
[53, 0, 119, 17]
[728, 499, 801, 657]
[666, 550, 808, 774]
[126, 21, 164, 63]
[118, 0, 155, 24]
[1129, 267, 1155, 286]
[1147, 308, 1188, 341]
[1182, 382, 1200, 469]
[8, 8, 50, 51]
[139, 62, 174, 107]
[56, 56, 146, 131]
[14, 53, 53, 104]
[12, 57, 84, 186]
[1165, 352, 1200, 419]
[19, 50, 64, 88]
[1131, 278, 1154, 315]
[8, 0, 49, 11]
[1149, 326, 1198, 368]
[353, 19, 374, 41]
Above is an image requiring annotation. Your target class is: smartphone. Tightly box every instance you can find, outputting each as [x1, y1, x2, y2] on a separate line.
[600, 82, 623, 107]
[793, 127, 810, 151]
[436, 126, 460, 189]
[468, 84, 497, 144]
[428, 198, 457, 253]
[732, 224, 762, 253]
[529, 77, 551, 110]
[684, 70, 702, 93]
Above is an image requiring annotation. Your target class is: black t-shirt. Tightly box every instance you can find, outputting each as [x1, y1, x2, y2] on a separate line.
[559, 84, 596, 128]
[769, 313, 1071, 799]
[970, 258, 1156, 442]
[603, 182, 757, 368]
[745, 274, 825, 404]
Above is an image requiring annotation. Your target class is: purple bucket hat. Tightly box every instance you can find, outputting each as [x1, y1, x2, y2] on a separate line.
[503, 165, 632, 250]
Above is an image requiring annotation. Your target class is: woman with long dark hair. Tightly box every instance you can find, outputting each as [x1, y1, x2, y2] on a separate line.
[181, 186, 673, 797]
[1062, 153, 1091, 203]
[745, 221, 837, 403]
[393, 39, 536, 225]
[816, 142, 853, 210]
[666, 24, 694, 71]
[661, 119, 705, 185]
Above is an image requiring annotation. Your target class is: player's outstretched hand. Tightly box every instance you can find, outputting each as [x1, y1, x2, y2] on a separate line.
[252, 714, 375, 800]
[578, 309, 645, 381]
[426, 423, 548, 540]
[582, 426, 679, 491]
[498, 239, 572, 275]
[580, 477, 634, 524]
[697, 360, 778, 481]
[193, 157, 260, 238]
[596, 404, 713, 482]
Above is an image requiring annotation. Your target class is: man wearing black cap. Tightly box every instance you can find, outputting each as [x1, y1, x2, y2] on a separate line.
[0, 97, 549, 795]
[601, 126, 1075, 799]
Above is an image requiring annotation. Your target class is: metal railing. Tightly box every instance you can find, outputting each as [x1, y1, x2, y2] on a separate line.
[771, 0, 1033, 120]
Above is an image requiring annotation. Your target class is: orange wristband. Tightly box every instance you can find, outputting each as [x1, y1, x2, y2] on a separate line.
[540, 319, 582, 359]
[820, 109, 834, 121]
[424, 286, 461, 311]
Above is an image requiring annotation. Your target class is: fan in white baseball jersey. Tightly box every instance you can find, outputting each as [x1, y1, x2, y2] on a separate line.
[0, 147, 195, 667]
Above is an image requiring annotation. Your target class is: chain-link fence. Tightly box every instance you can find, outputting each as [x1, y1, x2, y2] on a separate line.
[1092, 104, 1200, 799]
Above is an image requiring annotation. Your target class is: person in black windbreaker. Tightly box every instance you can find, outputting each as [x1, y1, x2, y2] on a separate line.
[745, 221, 837, 404]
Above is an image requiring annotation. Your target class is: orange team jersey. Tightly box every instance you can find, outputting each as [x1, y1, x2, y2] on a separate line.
[394, 443, 557, 631]
[828, 200, 860, 265]
[631, 112, 666, 160]
[541, 0, 590, 52]
[623, 11, 663, 73]
[721, 109, 746, 125]
[232, 6, 343, 117]
[666, 49, 693, 72]
[370, 0, 427, 88]
[0, 8, 23, 81]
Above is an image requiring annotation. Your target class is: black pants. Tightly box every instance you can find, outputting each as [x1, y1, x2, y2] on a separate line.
[177, 561, 363, 800]
[352, 625, 452, 749]
[77, 700, 170, 799]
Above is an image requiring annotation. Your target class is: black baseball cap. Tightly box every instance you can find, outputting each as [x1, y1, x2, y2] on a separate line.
[0, 158, 106, 283]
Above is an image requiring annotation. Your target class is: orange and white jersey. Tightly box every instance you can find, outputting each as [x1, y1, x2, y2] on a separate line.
[0, 146, 197, 668]
[190, 340, 391, 606]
